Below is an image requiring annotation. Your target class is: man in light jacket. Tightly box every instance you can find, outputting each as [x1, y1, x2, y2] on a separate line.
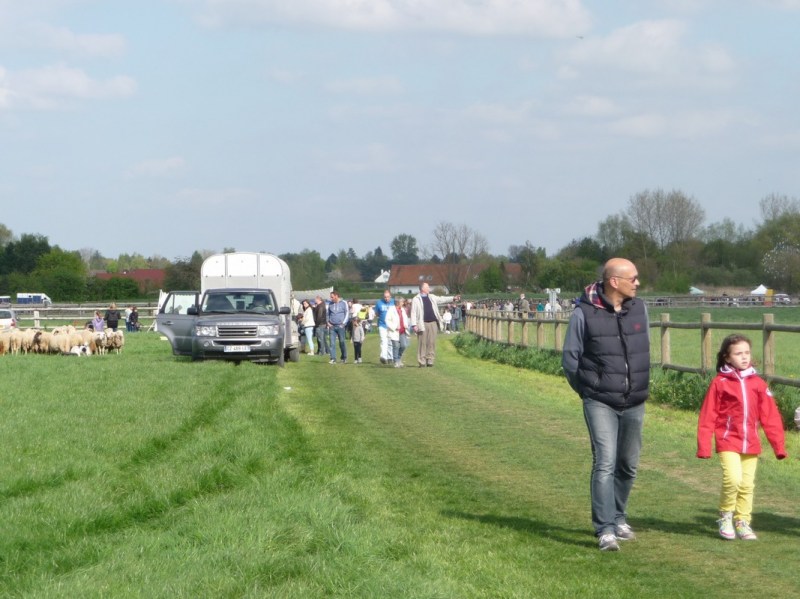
[410, 282, 444, 367]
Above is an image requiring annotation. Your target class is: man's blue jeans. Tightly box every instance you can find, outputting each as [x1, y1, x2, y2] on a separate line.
[315, 326, 329, 355]
[329, 325, 347, 361]
[582, 398, 644, 536]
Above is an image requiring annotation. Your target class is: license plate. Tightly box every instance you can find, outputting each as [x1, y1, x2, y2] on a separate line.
[224, 345, 250, 353]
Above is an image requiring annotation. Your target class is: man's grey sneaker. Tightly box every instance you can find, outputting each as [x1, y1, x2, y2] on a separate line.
[615, 523, 636, 541]
[329, 359, 336, 364]
[598, 533, 620, 551]
[735, 519, 757, 540]
[380, 357, 387, 364]
[717, 512, 735, 540]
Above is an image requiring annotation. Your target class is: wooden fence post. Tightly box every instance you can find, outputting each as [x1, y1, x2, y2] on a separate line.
[763, 313, 775, 377]
[660, 313, 671, 366]
[554, 319, 563, 351]
[701, 313, 712, 373]
[537, 319, 545, 349]
[508, 319, 515, 345]
[521, 320, 529, 347]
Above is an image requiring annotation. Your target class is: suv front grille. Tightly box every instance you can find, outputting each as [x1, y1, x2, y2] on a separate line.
[217, 325, 258, 338]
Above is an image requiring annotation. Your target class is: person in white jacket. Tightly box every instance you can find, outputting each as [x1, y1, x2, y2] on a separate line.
[385, 305, 401, 367]
[410, 282, 444, 367]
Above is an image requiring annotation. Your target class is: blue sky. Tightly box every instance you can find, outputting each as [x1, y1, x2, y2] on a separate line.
[1, 0, 799, 262]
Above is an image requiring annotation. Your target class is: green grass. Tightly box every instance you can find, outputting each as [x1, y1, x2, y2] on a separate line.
[2, 333, 800, 597]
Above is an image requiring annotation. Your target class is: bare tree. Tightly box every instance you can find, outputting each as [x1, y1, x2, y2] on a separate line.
[759, 192, 800, 222]
[627, 189, 705, 249]
[430, 222, 489, 293]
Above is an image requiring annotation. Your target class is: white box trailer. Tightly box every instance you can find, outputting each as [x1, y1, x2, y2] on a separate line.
[201, 252, 293, 310]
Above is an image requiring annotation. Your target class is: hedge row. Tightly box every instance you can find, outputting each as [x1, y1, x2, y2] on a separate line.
[450, 333, 800, 429]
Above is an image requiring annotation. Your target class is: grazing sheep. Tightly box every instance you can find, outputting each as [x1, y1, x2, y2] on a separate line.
[108, 330, 125, 354]
[0, 323, 130, 358]
[32, 330, 54, 354]
[8, 329, 23, 354]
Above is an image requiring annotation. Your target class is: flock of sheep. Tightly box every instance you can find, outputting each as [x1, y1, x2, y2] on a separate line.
[0, 325, 125, 357]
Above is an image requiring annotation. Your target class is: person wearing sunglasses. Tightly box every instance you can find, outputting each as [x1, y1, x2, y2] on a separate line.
[562, 258, 650, 552]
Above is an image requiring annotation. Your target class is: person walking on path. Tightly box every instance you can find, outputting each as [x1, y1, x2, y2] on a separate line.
[410, 282, 443, 368]
[351, 316, 365, 364]
[374, 289, 395, 364]
[697, 333, 787, 541]
[300, 299, 315, 355]
[562, 258, 650, 552]
[327, 290, 349, 364]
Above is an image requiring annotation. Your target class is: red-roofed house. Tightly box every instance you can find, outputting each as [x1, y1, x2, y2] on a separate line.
[387, 263, 522, 295]
[94, 269, 166, 294]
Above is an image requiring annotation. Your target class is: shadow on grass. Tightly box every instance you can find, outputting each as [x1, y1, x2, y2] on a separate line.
[442, 511, 596, 549]
[636, 509, 800, 538]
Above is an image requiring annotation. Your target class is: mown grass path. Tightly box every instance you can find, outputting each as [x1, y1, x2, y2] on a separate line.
[2, 333, 800, 598]
[280, 338, 800, 598]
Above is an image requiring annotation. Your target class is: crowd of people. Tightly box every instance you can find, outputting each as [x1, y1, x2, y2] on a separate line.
[295, 284, 464, 367]
[89, 303, 141, 333]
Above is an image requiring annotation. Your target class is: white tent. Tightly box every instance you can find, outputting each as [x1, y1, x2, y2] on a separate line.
[750, 284, 768, 295]
[689, 286, 704, 295]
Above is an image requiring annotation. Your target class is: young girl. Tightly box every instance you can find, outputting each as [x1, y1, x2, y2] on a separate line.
[697, 334, 787, 540]
[351, 316, 364, 364]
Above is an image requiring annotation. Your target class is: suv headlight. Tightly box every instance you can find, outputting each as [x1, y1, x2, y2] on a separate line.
[258, 324, 280, 336]
[195, 325, 217, 336]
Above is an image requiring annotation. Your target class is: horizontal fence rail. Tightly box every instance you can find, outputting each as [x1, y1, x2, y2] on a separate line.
[8, 304, 159, 330]
[466, 310, 800, 389]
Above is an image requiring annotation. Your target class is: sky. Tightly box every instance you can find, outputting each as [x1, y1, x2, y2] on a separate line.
[1, 0, 799, 262]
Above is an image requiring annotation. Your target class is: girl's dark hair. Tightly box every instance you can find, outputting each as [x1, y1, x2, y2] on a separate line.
[716, 334, 752, 372]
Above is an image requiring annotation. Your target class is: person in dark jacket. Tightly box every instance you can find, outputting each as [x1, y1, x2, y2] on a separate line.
[313, 295, 329, 356]
[562, 258, 649, 552]
[105, 303, 122, 332]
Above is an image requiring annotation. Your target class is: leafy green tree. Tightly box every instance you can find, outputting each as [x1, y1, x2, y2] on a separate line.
[359, 246, 390, 282]
[390, 234, 419, 264]
[32, 248, 88, 301]
[103, 277, 142, 300]
[164, 252, 203, 290]
[478, 263, 506, 292]
[0, 223, 12, 247]
[508, 242, 547, 289]
[280, 250, 327, 289]
[117, 253, 149, 271]
[0, 233, 51, 275]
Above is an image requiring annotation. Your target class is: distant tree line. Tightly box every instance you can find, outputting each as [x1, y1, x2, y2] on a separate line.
[2, 189, 800, 302]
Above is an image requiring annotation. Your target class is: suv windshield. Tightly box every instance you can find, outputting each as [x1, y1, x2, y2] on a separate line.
[202, 292, 275, 314]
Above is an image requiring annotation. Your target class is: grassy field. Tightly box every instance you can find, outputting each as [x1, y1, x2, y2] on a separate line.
[2, 331, 800, 598]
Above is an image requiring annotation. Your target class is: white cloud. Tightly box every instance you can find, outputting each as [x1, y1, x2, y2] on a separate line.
[126, 157, 187, 179]
[607, 108, 754, 139]
[30, 23, 127, 57]
[0, 63, 136, 110]
[326, 76, 404, 95]
[192, 0, 591, 38]
[564, 19, 736, 87]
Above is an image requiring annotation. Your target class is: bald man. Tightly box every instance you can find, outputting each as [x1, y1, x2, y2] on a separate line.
[562, 258, 650, 552]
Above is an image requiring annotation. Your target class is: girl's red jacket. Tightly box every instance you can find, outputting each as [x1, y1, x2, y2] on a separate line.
[697, 365, 787, 459]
